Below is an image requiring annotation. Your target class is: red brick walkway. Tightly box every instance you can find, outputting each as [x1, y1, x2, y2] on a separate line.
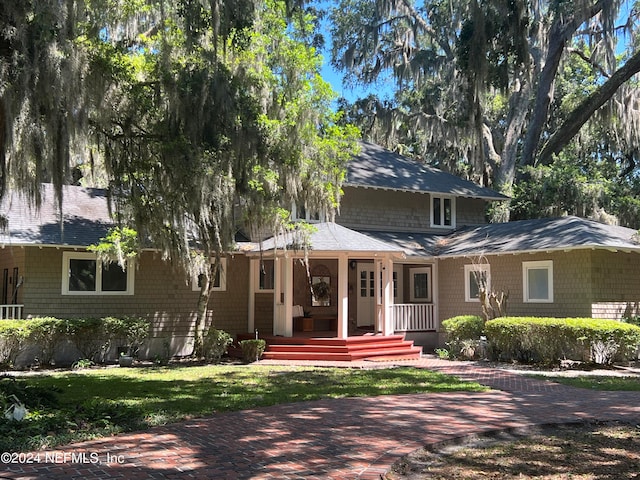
[3, 357, 639, 479]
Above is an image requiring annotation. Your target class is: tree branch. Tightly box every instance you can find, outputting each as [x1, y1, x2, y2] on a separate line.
[520, 0, 611, 167]
[538, 49, 640, 165]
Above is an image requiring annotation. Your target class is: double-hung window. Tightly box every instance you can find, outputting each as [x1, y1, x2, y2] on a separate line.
[62, 252, 134, 295]
[465, 264, 490, 302]
[431, 195, 455, 228]
[291, 202, 323, 223]
[523, 260, 553, 303]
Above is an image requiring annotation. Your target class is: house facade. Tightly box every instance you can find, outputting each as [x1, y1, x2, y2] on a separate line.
[2, 142, 640, 358]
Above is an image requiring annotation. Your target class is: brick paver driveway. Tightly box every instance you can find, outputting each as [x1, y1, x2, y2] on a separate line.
[3, 357, 639, 479]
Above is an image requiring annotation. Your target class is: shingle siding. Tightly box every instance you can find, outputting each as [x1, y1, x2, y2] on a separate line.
[19, 247, 252, 357]
[339, 186, 488, 233]
[437, 251, 595, 322]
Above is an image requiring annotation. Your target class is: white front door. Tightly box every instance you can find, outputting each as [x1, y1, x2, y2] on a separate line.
[357, 264, 375, 326]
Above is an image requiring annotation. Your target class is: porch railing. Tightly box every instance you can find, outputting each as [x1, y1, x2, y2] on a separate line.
[393, 303, 435, 332]
[0, 305, 24, 320]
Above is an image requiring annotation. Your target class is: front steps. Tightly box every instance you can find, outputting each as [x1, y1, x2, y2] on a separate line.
[244, 334, 422, 362]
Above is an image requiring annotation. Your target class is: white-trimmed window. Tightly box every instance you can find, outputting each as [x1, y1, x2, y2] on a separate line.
[523, 260, 553, 303]
[62, 252, 134, 295]
[256, 259, 275, 291]
[430, 195, 455, 228]
[465, 264, 490, 302]
[291, 202, 323, 223]
[192, 258, 227, 292]
[409, 266, 432, 302]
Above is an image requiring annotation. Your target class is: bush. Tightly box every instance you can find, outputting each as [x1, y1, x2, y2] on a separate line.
[26, 318, 68, 366]
[442, 315, 485, 359]
[66, 318, 110, 362]
[239, 339, 266, 363]
[202, 328, 233, 363]
[103, 316, 150, 357]
[486, 317, 640, 365]
[0, 321, 30, 369]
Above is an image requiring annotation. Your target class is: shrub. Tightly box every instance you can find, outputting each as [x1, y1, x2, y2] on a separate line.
[66, 318, 109, 362]
[239, 339, 266, 363]
[442, 315, 485, 359]
[103, 316, 150, 357]
[202, 328, 233, 363]
[0, 321, 30, 369]
[26, 318, 68, 366]
[486, 317, 640, 365]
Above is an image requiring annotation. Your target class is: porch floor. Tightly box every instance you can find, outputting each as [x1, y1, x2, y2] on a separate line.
[236, 330, 423, 362]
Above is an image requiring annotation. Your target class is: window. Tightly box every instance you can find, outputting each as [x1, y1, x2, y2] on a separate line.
[62, 252, 134, 295]
[431, 195, 455, 228]
[409, 267, 432, 302]
[192, 258, 227, 292]
[291, 202, 323, 223]
[523, 260, 553, 303]
[465, 264, 490, 302]
[257, 259, 275, 291]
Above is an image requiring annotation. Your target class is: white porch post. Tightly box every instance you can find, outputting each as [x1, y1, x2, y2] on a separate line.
[337, 253, 349, 339]
[248, 258, 256, 334]
[273, 256, 294, 337]
[381, 256, 394, 335]
[375, 260, 383, 333]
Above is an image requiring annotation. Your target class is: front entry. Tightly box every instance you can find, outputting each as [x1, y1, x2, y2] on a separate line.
[357, 264, 375, 327]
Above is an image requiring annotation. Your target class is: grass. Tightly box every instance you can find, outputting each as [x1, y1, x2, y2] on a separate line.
[0, 364, 487, 452]
[387, 422, 640, 479]
[529, 374, 640, 391]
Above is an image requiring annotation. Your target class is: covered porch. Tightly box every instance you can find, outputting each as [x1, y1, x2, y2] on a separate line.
[244, 223, 438, 359]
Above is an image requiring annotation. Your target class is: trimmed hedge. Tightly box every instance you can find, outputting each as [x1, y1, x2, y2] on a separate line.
[0, 316, 150, 368]
[441, 315, 485, 359]
[485, 317, 640, 365]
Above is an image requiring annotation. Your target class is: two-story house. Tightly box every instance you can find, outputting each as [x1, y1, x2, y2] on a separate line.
[2, 141, 640, 361]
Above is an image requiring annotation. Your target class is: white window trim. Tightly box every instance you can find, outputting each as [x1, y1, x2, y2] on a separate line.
[409, 266, 432, 303]
[523, 260, 554, 303]
[62, 251, 135, 296]
[291, 202, 324, 223]
[191, 258, 227, 292]
[464, 264, 491, 302]
[430, 195, 456, 229]
[255, 258, 275, 292]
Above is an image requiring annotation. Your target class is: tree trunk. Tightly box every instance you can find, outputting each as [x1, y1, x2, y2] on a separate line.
[520, 0, 609, 167]
[538, 49, 640, 165]
[193, 265, 213, 358]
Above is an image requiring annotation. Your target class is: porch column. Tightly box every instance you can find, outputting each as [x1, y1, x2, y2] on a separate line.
[273, 256, 294, 337]
[381, 256, 394, 336]
[248, 258, 256, 334]
[337, 253, 349, 339]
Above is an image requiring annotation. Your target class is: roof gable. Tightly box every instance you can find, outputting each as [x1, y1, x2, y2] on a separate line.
[346, 142, 507, 201]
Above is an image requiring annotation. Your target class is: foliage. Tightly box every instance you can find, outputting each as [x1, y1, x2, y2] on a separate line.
[102, 316, 150, 357]
[434, 348, 451, 360]
[26, 318, 68, 366]
[485, 317, 640, 365]
[0, 321, 30, 369]
[1, 364, 486, 452]
[330, 0, 640, 225]
[442, 315, 485, 360]
[202, 328, 234, 363]
[0, 317, 150, 367]
[239, 339, 267, 363]
[88, 226, 139, 269]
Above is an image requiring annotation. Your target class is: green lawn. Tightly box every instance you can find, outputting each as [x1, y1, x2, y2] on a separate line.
[0, 364, 487, 452]
[531, 374, 640, 391]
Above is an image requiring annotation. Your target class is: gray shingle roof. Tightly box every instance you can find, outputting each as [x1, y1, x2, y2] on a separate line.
[0, 184, 113, 247]
[361, 216, 640, 258]
[346, 142, 508, 200]
[252, 222, 406, 254]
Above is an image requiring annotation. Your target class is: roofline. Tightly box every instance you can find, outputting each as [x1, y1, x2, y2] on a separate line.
[342, 183, 509, 201]
[434, 244, 640, 259]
